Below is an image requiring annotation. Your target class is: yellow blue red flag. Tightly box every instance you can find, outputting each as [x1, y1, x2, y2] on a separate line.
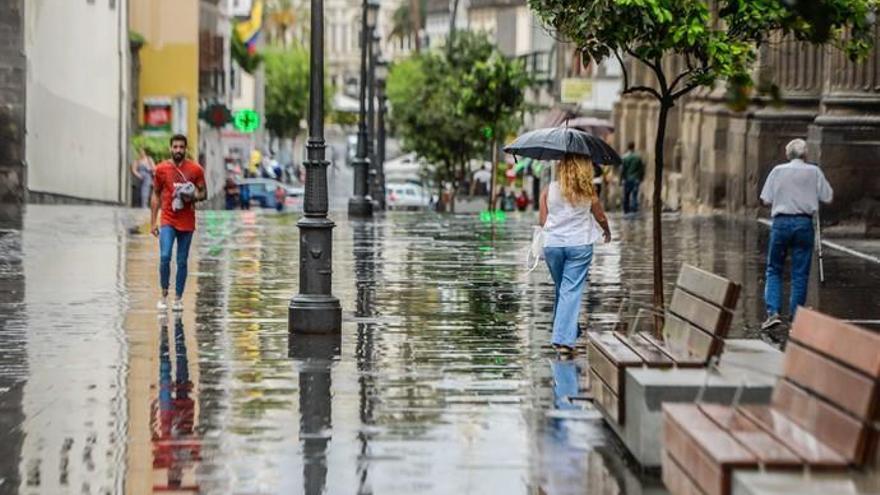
[234, 0, 263, 48]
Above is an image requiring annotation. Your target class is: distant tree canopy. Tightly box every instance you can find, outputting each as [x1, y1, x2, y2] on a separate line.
[386, 32, 531, 197]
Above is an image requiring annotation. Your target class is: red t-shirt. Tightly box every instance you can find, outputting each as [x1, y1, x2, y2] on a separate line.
[153, 159, 206, 232]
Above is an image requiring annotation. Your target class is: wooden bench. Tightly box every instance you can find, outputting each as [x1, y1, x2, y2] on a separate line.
[662, 308, 880, 495]
[587, 264, 741, 424]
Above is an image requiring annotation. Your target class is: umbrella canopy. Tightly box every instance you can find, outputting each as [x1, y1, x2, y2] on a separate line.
[503, 127, 621, 165]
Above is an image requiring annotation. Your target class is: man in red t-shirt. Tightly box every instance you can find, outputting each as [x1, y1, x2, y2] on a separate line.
[150, 134, 207, 311]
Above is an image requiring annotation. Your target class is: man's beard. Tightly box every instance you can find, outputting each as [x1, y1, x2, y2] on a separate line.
[172, 152, 185, 163]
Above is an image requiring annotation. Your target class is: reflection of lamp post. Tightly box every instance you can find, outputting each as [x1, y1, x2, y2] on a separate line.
[373, 58, 389, 210]
[289, 0, 342, 334]
[349, 0, 380, 218]
[289, 334, 339, 495]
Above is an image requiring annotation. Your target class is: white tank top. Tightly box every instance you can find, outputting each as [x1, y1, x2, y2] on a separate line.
[544, 182, 603, 247]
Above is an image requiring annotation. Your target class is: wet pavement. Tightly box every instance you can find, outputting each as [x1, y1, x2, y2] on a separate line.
[0, 205, 877, 495]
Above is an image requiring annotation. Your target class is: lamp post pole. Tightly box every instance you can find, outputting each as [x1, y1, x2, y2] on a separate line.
[289, 0, 341, 334]
[375, 69, 388, 210]
[348, 0, 377, 218]
[367, 33, 379, 208]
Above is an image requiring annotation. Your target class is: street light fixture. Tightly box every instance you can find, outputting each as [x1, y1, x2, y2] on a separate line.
[373, 57, 389, 210]
[289, 0, 342, 334]
[349, 0, 381, 218]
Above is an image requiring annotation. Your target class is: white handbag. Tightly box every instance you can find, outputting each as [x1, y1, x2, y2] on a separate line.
[526, 226, 545, 272]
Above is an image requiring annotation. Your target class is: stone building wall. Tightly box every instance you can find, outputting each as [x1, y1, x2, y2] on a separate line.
[614, 31, 880, 229]
[0, 0, 26, 215]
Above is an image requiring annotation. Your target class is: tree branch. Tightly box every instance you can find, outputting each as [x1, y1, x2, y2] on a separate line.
[622, 85, 663, 100]
[612, 49, 630, 93]
[670, 81, 702, 101]
[668, 69, 693, 94]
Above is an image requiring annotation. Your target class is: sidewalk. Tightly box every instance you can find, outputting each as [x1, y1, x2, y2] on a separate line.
[0, 205, 877, 494]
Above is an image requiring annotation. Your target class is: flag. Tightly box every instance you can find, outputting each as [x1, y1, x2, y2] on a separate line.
[234, 0, 263, 48]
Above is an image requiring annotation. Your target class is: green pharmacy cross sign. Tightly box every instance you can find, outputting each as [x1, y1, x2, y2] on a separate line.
[234, 110, 260, 133]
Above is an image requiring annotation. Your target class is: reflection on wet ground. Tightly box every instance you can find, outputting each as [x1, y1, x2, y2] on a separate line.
[0, 205, 877, 494]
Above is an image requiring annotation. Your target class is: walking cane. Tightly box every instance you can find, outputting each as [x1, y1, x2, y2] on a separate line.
[815, 207, 826, 283]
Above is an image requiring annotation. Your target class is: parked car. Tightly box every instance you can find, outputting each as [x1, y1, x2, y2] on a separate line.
[236, 178, 303, 210]
[386, 182, 429, 211]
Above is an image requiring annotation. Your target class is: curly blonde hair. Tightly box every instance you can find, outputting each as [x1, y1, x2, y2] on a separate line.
[557, 154, 595, 205]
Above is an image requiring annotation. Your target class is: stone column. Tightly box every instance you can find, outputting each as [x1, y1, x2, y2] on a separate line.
[744, 39, 824, 213]
[0, 0, 26, 225]
[808, 26, 880, 225]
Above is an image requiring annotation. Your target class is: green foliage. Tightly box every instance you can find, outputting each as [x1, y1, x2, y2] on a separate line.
[386, 32, 531, 185]
[231, 27, 264, 74]
[132, 133, 171, 162]
[264, 46, 310, 139]
[529, 0, 877, 105]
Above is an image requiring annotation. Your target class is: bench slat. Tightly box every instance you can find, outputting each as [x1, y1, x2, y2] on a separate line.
[783, 342, 879, 421]
[737, 404, 849, 467]
[664, 404, 756, 495]
[698, 404, 802, 466]
[790, 308, 880, 378]
[676, 264, 741, 309]
[587, 332, 642, 394]
[589, 368, 620, 424]
[616, 332, 674, 367]
[660, 314, 720, 364]
[663, 452, 710, 495]
[771, 379, 871, 464]
[669, 289, 732, 336]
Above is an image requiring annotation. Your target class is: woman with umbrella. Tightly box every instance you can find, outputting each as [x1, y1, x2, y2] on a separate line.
[506, 128, 617, 354]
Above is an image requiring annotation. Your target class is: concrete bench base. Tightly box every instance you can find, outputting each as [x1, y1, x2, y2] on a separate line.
[597, 339, 782, 468]
[733, 470, 880, 495]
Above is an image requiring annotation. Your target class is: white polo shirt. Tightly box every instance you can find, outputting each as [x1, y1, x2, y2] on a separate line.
[760, 159, 833, 217]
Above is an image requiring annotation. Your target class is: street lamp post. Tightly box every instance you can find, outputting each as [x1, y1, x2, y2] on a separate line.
[348, 0, 380, 218]
[374, 59, 388, 210]
[366, 32, 378, 208]
[289, 0, 342, 334]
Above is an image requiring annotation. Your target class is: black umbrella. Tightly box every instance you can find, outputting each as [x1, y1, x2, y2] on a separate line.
[503, 127, 622, 165]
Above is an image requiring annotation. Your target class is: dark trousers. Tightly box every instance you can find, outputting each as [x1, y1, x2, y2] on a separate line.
[623, 179, 640, 213]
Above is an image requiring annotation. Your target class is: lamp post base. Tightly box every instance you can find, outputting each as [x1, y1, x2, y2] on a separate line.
[348, 196, 374, 217]
[289, 294, 342, 334]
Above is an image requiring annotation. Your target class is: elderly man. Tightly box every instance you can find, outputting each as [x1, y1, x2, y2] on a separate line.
[760, 138, 833, 330]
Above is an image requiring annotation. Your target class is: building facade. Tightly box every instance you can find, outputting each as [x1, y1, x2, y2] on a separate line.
[0, 0, 130, 205]
[613, 31, 880, 230]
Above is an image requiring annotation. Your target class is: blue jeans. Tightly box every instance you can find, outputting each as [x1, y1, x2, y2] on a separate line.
[159, 226, 194, 298]
[544, 244, 594, 347]
[623, 179, 640, 213]
[764, 215, 813, 317]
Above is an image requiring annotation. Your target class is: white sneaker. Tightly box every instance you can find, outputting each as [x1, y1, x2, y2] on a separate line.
[172, 299, 184, 312]
[157, 297, 168, 311]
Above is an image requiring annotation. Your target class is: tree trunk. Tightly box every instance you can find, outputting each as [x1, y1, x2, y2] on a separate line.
[410, 0, 421, 53]
[652, 100, 671, 335]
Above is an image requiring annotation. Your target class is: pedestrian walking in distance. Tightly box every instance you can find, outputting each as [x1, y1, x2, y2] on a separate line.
[620, 142, 645, 214]
[131, 148, 155, 208]
[760, 138, 833, 330]
[150, 134, 207, 312]
[540, 154, 612, 355]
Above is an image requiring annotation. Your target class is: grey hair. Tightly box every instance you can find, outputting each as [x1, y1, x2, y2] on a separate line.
[785, 139, 807, 160]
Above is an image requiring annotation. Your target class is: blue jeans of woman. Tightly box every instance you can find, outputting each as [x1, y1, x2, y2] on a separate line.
[159, 226, 194, 298]
[543, 244, 594, 347]
[764, 215, 813, 317]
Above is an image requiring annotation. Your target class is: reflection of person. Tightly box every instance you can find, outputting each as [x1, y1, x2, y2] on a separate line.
[759, 138, 833, 330]
[540, 155, 611, 355]
[620, 142, 645, 213]
[551, 360, 579, 410]
[152, 315, 199, 492]
[150, 134, 207, 312]
[131, 148, 155, 208]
